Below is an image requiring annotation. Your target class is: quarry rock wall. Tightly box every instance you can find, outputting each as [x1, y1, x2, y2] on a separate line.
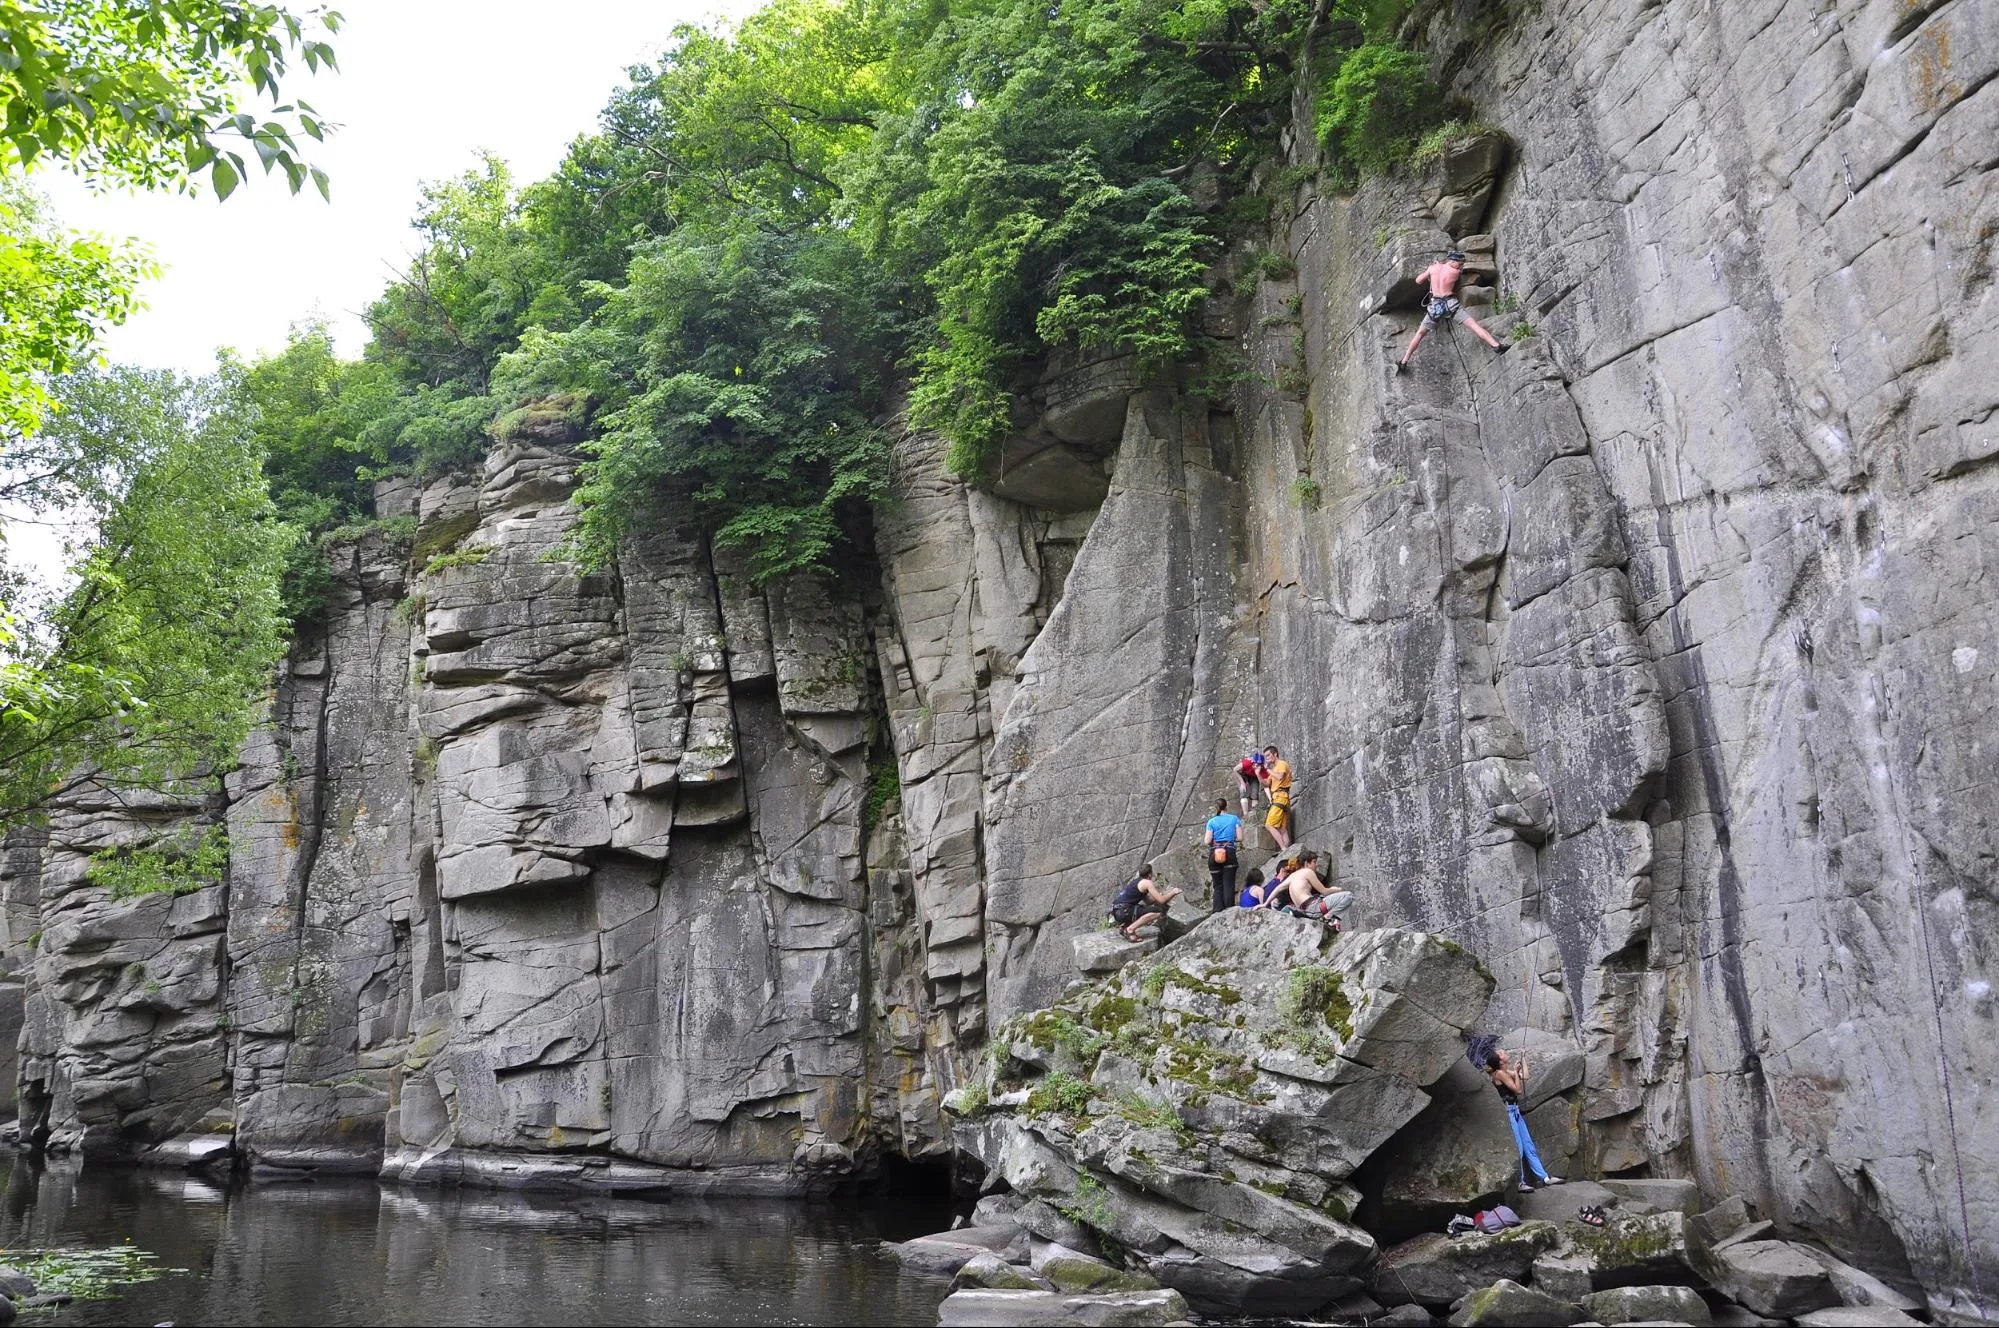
[2, 0, 1991, 1314]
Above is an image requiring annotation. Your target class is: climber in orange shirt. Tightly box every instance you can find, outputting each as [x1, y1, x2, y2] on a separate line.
[1396, 249, 1505, 370]
[1259, 744, 1294, 852]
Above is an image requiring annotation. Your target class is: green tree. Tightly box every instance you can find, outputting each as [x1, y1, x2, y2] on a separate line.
[0, 181, 152, 454]
[0, 0, 339, 198]
[508, 224, 902, 582]
[195, 0, 1430, 601]
[845, 0, 1308, 476]
[1314, 40, 1440, 179]
[0, 365, 293, 825]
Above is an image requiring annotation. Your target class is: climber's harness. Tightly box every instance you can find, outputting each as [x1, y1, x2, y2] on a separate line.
[1423, 295, 1462, 324]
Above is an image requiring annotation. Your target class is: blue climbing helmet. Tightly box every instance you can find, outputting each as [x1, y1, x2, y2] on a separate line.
[1465, 1033, 1500, 1071]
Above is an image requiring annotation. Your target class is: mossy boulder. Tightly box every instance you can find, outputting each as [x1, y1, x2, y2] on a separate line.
[1446, 1278, 1583, 1327]
[1035, 1248, 1158, 1294]
[962, 914, 1495, 1319]
[1374, 1224, 1563, 1306]
[951, 1252, 1048, 1292]
[1567, 1210, 1695, 1288]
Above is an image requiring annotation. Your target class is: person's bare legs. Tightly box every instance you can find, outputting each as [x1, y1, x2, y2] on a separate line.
[1398, 320, 1432, 368]
[1269, 814, 1291, 852]
[1125, 910, 1162, 942]
[1460, 312, 1503, 350]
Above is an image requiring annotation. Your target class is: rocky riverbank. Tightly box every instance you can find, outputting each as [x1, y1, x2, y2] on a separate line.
[885, 911, 1936, 1326]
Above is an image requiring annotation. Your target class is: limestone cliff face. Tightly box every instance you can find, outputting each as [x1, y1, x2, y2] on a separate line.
[1, 0, 1992, 1315]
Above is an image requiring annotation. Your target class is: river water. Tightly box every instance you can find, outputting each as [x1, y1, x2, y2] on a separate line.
[0, 1158, 956, 1325]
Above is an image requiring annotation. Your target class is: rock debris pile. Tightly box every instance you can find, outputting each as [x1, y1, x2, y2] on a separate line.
[891, 911, 1934, 1327]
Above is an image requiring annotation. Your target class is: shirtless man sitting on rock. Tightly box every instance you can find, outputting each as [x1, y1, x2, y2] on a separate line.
[1397, 249, 1505, 370]
[1278, 850, 1353, 932]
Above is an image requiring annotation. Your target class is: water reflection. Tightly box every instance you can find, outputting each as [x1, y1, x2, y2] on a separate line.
[0, 1157, 953, 1326]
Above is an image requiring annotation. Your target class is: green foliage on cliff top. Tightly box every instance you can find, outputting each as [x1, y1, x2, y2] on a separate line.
[240, 0, 1387, 582]
[205, 0, 1454, 600]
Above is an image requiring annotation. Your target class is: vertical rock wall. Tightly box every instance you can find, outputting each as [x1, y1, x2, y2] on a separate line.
[959, 0, 1997, 1313]
[3, 0, 1991, 1315]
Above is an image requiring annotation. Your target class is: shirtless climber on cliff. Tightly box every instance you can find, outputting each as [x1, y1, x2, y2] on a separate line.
[1396, 249, 1505, 371]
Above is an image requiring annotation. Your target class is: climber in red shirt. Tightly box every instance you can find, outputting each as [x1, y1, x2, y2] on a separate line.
[1396, 249, 1505, 370]
[1235, 751, 1266, 822]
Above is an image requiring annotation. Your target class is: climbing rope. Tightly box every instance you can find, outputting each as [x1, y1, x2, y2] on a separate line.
[1908, 847, 1987, 1318]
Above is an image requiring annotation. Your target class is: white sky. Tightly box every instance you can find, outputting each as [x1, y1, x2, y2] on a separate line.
[36, 0, 752, 372]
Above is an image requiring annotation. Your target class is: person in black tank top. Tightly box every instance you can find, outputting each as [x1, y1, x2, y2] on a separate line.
[1483, 1047, 1563, 1192]
[1109, 863, 1180, 942]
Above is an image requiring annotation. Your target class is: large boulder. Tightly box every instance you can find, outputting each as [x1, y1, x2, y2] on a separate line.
[890, 1235, 1019, 1277]
[1374, 1225, 1562, 1306]
[1601, 1177, 1701, 1217]
[1371, 1058, 1518, 1228]
[1072, 931, 1156, 976]
[952, 1253, 1049, 1292]
[955, 914, 1494, 1317]
[1798, 1248, 1926, 1315]
[1794, 1308, 1923, 1328]
[1696, 1240, 1840, 1318]
[1514, 1178, 1620, 1225]
[1033, 1244, 1158, 1294]
[1530, 1249, 1595, 1301]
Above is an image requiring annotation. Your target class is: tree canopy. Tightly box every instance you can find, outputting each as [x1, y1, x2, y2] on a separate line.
[0, 0, 337, 829]
[0, 0, 338, 198]
[0, 365, 294, 826]
[258, 0, 1450, 584]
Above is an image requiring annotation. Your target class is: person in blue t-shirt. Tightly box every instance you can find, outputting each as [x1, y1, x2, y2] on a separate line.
[1204, 799, 1243, 913]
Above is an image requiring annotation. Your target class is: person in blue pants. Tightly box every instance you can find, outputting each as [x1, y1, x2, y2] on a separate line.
[1483, 1046, 1565, 1192]
[1204, 799, 1243, 912]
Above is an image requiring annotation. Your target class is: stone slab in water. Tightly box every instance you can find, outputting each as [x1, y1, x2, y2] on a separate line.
[892, 1237, 1015, 1277]
[1583, 1284, 1713, 1326]
[935, 1287, 1189, 1327]
[1794, 1307, 1923, 1328]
